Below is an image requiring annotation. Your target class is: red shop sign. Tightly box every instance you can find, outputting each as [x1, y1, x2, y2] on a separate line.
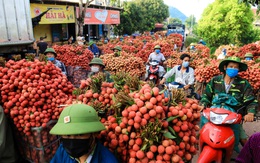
[81, 8, 120, 25]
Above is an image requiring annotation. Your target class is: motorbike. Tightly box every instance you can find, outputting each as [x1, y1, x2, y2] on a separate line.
[146, 60, 163, 85]
[198, 107, 256, 163]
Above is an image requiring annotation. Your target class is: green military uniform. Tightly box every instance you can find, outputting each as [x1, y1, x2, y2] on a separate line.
[88, 58, 113, 83]
[88, 71, 113, 83]
[113, 46, 122, 57]
[200, 75, 257, 116]
[200, 57, 258, 140]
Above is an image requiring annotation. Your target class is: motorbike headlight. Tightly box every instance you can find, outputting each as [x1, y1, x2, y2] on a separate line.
[209, 111, 228, 124]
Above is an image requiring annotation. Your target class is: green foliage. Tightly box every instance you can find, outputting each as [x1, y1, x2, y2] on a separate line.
[113, 2, 143, 35]
[184, 36, 199, 47]
[185, 15, 197, 30]
[198, 0, 255, 48]
[243, 27, 260, 43]
[168, 18, 182, 24]
[210, 47, 217, 55]
[135, 0, 169, 32]
[113, 0, 169, 35]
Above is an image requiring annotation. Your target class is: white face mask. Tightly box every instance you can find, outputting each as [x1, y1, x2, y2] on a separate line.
[91, 66, 99, 72]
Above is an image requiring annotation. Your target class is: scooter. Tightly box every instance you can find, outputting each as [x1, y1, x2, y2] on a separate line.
[146, 60, 161, 85]
[198, 107, 242, 163]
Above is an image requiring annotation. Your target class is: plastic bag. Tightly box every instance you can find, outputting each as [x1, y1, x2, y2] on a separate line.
[200, 93, 241, 153]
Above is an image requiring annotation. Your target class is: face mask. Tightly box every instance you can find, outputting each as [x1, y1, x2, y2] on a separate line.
[182, 61, 189, 68]
[61, 136, 94, 158]
[226, 68, 239, 78]
[190, 46, 195, 50]
[91, 66, 99, 73]
[47, 57, 55, 61]
[155, 49, 160, 54]
[245, 57, 252, 61]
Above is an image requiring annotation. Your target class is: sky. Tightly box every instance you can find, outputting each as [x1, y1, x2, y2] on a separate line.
[163, 0, 215, 20]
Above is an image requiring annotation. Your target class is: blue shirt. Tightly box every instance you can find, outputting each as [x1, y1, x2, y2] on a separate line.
[50, 141, 118, 163]
[88, 44, 99, 55]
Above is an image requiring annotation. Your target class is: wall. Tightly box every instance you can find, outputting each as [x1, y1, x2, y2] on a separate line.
[33, 24, 52, 43]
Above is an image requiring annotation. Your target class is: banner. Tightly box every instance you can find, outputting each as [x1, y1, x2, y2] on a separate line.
[80, 8, 120, 25]
[30, 4, 75, 24]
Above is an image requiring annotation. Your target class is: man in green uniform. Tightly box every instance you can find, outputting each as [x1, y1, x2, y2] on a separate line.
[244, 53, 254, 61]
[88, 58, 112, 82]
[200, 56, 258, 146]
[113, 46, 122, 57]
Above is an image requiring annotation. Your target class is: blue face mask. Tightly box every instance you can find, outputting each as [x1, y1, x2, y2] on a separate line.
[155, 49, 160, 54]
[245, 57, 252, 61]
[190, 46, 195, 50]
[226, 68, 239, 78]
[47, 57, 55, 61]
[182, 61, 189, 68]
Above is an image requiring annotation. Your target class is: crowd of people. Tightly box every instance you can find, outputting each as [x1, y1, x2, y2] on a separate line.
[0, 34, 259, 163]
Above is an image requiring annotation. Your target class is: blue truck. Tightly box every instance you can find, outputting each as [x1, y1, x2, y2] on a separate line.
[166, 23, 186, 50]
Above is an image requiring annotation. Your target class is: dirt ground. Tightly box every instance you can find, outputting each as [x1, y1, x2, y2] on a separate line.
[192, 120, 260, 163]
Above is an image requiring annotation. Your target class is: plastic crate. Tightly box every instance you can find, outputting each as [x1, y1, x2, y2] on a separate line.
[15, 120, 60, 163]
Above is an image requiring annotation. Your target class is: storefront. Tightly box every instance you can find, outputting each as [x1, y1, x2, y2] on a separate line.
[77, 7, 120, 41]
[30, 3, 76, 44]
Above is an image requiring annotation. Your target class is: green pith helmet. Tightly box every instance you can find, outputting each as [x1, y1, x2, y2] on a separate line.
[190, 43, 197, 46]
[89, 41, 94, 46]
[244, 53, 253, 58]
[154, 45, 161, 50]
[219, 56, 248, 73]
[50, 104, 105, 135]
[44, 48, 57, 57]
[89, 58, 105, 67]
[113, 46, 122, 51]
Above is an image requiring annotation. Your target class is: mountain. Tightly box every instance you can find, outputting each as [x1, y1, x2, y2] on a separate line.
[168, 6, 187, 23]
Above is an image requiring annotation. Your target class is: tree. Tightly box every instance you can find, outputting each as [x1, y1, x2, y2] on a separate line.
[77, 0, 94, 36]
[77, 0, 118, 36]
[113, 0, 169, 34]
[185, 15, 197, 30]
[113, 1, 144, 35]
[168, 17, 182, 24]
[134, 0, 169, 32]
[197, 0, 254, 48]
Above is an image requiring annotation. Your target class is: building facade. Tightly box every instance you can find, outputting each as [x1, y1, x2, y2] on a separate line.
[30, 0, 122, 44]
